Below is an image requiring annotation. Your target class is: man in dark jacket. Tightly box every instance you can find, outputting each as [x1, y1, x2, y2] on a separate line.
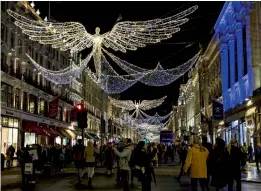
[176, 142, 188, 181]
[202, 136, 212, 186]
[73, 139, 85, 184]
[248, 143, 253, 163]
[227, 139, 245, 191]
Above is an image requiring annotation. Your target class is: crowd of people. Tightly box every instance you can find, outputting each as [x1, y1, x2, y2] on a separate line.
[176, 136, 261, 191]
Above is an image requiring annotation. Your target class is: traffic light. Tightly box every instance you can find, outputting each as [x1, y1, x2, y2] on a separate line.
[76, 104, 87, 129]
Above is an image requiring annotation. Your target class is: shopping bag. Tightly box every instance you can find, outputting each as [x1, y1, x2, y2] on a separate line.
[180, 175, 191, 186]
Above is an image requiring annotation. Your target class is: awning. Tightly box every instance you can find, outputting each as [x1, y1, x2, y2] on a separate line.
[23, 120, 47, 136]
[65, 129, 76, 139]
[85, 133, 94, 139]
[58, 128, 71, 139]
[49, 126, 64, 138]
[88, 133, 100, 140]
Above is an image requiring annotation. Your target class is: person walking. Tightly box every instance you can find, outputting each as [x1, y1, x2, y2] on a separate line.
[248, 143, 253, 163]
[84, 141, 97, 189]
[255, 143, 261, 173]
[183, 136, 209, 191]
[227, 139, 245, 191]
[113, 138, 134, 191]
[202, 136, 212, 186]
[104, 142, 114, 175]
[209, 138, 230, 191]
[176, 142, 188, 181]
[73, 139, 85, 185]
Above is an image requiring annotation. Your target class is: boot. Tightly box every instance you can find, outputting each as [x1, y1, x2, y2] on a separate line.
[88, 177, 93, 189]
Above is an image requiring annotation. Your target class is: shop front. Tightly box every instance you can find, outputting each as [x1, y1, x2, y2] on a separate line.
[1, 116, 19, 156]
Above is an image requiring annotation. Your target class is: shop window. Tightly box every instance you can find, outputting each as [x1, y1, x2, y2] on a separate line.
[24, 132, 36, 146]
[1, 83, 13, 107]
[39, 99, 45, 116]
[1, 127, 18, 157]
[14, 88, 20, 110]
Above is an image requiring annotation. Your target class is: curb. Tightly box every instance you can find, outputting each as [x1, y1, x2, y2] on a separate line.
[241, 179, 261, 184]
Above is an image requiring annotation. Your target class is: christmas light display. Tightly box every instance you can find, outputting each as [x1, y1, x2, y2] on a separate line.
[7, 5, 198, 77]
[109, 96, 167, 111]
[26, 51, 93, 84]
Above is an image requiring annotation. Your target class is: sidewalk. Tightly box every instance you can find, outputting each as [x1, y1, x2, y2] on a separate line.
[241, 163, 261, 183]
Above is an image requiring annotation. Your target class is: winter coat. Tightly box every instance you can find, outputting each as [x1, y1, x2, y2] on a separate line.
[114, 145, 134, 171]
[227, 145, 244, 179]
[183, 144, 209, 178]
[210, 147, 230, 188]
[85, 146, 95, 163]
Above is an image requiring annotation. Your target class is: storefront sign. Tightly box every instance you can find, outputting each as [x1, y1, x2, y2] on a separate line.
[212, 99, 224, 121]
[24, 163, 33, 174]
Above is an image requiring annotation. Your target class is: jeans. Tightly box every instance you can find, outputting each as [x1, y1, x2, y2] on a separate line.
[256, 157, 261, 171]
[121, 170, 130, 191]
[191, 178, 208, 191]
[76, 167, 85, 182]
[228, 176, 241, 191]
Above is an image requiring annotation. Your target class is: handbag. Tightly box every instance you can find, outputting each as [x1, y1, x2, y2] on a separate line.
[180, 175, 191, 186]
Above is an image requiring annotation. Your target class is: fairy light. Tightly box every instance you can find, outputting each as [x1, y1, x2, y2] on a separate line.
[7, 5, 198, 78]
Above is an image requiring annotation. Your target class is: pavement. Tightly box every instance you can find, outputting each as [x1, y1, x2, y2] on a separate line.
[1, 161, 261, 190]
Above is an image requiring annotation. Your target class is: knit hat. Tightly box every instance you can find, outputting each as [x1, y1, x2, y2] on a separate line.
[193, 136, 202, 145]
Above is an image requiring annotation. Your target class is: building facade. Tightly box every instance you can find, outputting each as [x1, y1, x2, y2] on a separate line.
[1, 1, 80, 153]
[214, 1, 261, 145]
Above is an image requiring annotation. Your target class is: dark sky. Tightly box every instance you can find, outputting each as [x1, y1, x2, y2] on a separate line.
[35, 1, 224, 115]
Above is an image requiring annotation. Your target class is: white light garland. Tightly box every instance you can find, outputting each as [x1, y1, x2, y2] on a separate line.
[7, 5, 198, 77]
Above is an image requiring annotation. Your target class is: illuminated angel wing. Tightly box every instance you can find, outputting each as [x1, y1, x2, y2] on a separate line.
[102, 5, 198, 53]
[7, 9, 93, 53]
[139, 96, 167, 110]
[109, 97, 136, 111]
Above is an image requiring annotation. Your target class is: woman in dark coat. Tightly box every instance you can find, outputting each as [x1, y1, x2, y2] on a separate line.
[210, 138, 230, 191]
[104, 142, 114, 175]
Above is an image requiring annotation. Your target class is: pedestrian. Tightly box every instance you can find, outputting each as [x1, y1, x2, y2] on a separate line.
[151, 143, 158, 167]
[226, 138, 245, 191]
[202, 136, 212, 186]
[104, 142, 114, 175]
[16, 147, 22, 166]
[209, 138, 230, 191]
[113, 138, 134, 191]
[183, 136, 209, 191]
[176, 142, 188, 181]
[157, 144, 163, 165]
[84, 141, 97, 189]
[248, 143, 253, 163]
[115, 138, 126, 187]
[132, 141, 157, 191]
[59, 148, 65, 172]
[73, 139, 85, 185]
[255, 143, 261, 173]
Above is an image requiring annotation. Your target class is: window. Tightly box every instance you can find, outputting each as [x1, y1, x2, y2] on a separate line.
[39, 99, 45, 116]
[1, 52, 6, 67]
[5, 27, 7, 43]
[56, 106, 62, 121]
[1, 24, 4, 41]
[11, 33, 14, 49]
[14, 88, 20, 110]
[47, 61, 51, 69]
[1, 2, 6, 12]
[243, 26, 248, 76]
[63, 109, 67, 122]
[29, 94, 36, 114]
[1, 83, 12, 107]
[40, 55, 43, 66]
[18, 39, 22, 54]
[35, 52, 38, 62]
[23, 92, 28, 112]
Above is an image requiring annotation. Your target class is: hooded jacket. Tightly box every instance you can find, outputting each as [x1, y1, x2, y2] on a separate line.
[114, 145, 134, 171]
[183, 144, 209, 178]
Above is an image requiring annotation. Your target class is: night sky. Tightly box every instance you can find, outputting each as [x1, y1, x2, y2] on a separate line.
[35, 1, 224, 115]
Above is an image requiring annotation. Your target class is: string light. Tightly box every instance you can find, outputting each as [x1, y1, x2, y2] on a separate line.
[26, 51, 93, 84]
[7, 5, 198, 78]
